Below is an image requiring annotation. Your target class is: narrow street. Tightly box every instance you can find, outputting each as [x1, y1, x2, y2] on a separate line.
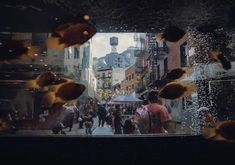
[15, 116, 114, 136]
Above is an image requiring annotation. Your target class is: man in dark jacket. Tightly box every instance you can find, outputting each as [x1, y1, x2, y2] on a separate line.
[97, 105, 107, 127]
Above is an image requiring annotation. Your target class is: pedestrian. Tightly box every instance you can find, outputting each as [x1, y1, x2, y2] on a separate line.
[123, 118, 135, 134]
[97, 104, 107, 127]
[83, 106, 94, 135]
[197, 107, 217, 130]
[62, 103, 75, 131]
[113, 110, 123, 134]
[52, 122, 66, 135]
[78, 104, 86, 129]
[105, 109, 113, 127]
[146, 90, 171, 133]
[135, 91, 172, 134]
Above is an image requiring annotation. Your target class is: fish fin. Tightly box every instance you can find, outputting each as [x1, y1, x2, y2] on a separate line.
[67, 99, 77, 105]
[156, 33, 165, 41]
[213, 134, 228, 142]
[54, 97, 66, 104]
[27, 46, 40, 58]
[182, 82, 197, 97]
[19, 54, 30, 60]
[202, 128, 217, 139]
[42, 92, 56, 107]
[26, 80, 39, 89]
[1, 60, 11, 64]
[182, 67, 192, 75]
[208, 51, 221, 61]
[57, 31, 65, 37]
[73, 44, 81, 48]
[48, 84, 60, 92]
[47, 37, 65, 49]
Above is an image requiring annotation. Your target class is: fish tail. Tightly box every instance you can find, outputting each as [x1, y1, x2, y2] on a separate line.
[202, 128, 217, 139]
[47, 37, 64, 49]
[208, 51, 221, 61]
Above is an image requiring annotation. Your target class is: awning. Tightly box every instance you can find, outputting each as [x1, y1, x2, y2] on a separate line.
[111, 95, 143, 103]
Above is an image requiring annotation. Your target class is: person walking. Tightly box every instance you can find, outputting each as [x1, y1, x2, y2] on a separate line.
[97, 104, 107, 127]
[83, 106, 94, 135]
[146, 91, 171, 133]
[62, 103, 76, 131]
[113, 110, 123, 134]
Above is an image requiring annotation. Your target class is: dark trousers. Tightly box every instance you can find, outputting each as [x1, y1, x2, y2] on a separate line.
[98, 117, 105, 127]
[79, 121, 84, 128]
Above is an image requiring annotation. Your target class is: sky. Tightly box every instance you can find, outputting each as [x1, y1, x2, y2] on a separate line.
[90, 33, 136, 58]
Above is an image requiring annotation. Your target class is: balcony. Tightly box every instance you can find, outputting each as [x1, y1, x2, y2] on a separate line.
[134, 50, 145, 57]
[156, 47, 169, 53]
[135, 67, 144, 73]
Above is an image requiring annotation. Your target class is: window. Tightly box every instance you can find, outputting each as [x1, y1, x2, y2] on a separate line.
[164, 58, 168, 74]
[129, 75, 131, 81]
[157, 65, 160, 80]
[67, 50, 70, 59]
[74, 48, 80, 59]
[132, 73, 134, 79]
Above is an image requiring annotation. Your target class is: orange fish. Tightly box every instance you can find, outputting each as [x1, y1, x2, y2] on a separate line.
[157, 26, 185, 42]
[202, 120, 235, 143]
[27, 71, 57, 89]
[166, 67, 192, 81]
[0, 40, 40, 61]
[0, 119, 10, 132]
[209, 51, 231, 70]
[159, 81, 197, 100]
[44, 81, 86, 106]
[47, 23, 96, 49]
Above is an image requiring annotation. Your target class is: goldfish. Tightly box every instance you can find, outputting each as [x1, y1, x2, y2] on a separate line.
[0, 119, 10, 132]
[166, 67, 192, 81]
[159, 81, 197, 100]
[209, 51, 231, 70]
[27, 71, 70, 89]
[47, 23, 96, 49]
[157, 26, 185, 42]
[27, 71, 57, 89]
[202, 120, 235, 143]
[0, 40, 40, 61]
[43, 81, 86, 106]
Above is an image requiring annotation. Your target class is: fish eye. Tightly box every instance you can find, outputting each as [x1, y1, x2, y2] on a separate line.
[83, 31, 89, 35]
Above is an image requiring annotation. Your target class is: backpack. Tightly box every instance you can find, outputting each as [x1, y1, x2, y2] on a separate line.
[135, 105, 161, 134]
